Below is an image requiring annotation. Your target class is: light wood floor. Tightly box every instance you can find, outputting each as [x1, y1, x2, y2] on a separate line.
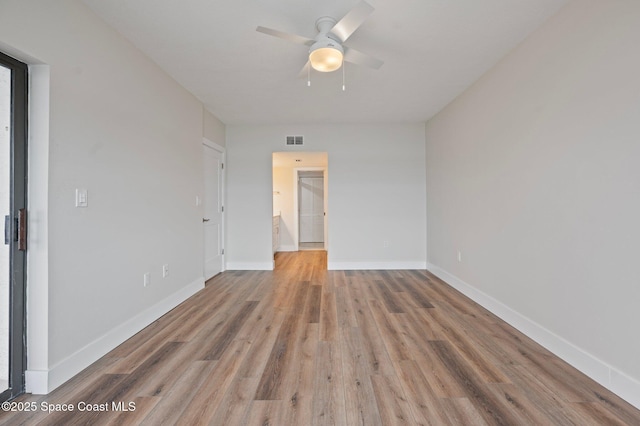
[2, 251, 639, 425]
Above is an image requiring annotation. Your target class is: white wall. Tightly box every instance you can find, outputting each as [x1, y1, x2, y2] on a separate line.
[203, 107, 225, 147]
[227, 124, 426, 270]
[426, 0, 640, 408]
[0, 0, 208, 392]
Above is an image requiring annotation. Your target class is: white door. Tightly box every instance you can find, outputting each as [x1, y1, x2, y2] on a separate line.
[203, 144, 223, 280]
[299, 176, 324, 243]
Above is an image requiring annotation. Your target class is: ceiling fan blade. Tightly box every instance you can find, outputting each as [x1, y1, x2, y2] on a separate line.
[330, 1, 375, 42]
[344, 46, 384, 70]
[256, 26, 315, 46]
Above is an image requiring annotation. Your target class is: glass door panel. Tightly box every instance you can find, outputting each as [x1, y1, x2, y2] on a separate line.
[0, 51, 27, 403]
[0, 63, 10, 395]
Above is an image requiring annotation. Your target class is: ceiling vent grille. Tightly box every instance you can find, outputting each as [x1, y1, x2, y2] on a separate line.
[286, 135, 304, 146]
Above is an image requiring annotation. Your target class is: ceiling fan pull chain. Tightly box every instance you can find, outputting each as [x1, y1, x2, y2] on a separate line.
[342, 62, 346, 91]
[308, 65, 311, 87]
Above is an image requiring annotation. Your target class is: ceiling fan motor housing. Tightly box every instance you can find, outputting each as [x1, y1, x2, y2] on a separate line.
[315, 16, 338, 35]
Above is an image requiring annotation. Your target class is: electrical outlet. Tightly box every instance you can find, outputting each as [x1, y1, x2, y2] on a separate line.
[143, 272, 150, 287]
[383, 240, 389, 248]
[162, 264, 169, 278]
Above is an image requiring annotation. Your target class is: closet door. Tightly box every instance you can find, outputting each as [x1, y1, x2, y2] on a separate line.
[299, 176, 324, 243]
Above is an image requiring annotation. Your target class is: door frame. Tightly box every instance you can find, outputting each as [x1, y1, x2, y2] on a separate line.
[292, 167, 327, 251]
[202, 138, 225, 278]
[0, 50, 28, 402]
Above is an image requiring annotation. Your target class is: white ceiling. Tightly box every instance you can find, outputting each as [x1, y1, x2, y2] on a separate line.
[82, 0, 568, 125]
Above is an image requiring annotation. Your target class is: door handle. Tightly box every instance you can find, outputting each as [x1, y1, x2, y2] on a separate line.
[203, 218, 210, 223]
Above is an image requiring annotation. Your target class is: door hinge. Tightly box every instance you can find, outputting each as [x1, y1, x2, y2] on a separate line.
[221, 206, 224, 212]
[221, 249, 225, 255]
[221, 163, 224, 170]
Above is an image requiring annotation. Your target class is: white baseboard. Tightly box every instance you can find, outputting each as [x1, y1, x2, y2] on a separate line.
[328, 261, 428, 270]
[226, 261, 274, 270]
[277, 245, 297, 252]
[25, 370, 48, 395]
[426, 263, 640, 410]
[27, 277, 205, 395]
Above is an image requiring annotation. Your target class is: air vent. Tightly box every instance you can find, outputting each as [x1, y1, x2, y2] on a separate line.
[286, 135, 304, 145]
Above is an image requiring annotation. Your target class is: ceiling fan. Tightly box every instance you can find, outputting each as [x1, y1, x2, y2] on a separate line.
[256, 1, 384, 75]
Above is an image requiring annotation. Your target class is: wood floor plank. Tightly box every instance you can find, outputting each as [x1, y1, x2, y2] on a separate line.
[339, 326, 383, 426]
[370, 374, 416, 425]
[429, 340, 522, 425]
[373, 279, 405, 313]
[367, 300, 412, 362]
[306, 285, 322, 324]
[237, 311, 286, 379]
[2, 253, 638, 426]
[484, 382, 561, 425]
[392, 309, 466, 398]
[394, 359, 451, 425]
[440, 398, 490, 426]
[348, 277, 397, 376]
[107, 311, 200, 374]
[378, 270, 405, 293]
[335, 285, 358, 329]
[569, 401, 632, 426]
[36, 373, 128, 426]
[427, 307, 511, 384]
[319, 291, 338, 342]
[168, 290, 234, 342]
[97, 396, 159, 426]
[254, 281, 310, 400]
[138, 360, 217, 425]
[490, 322, 599, 403]
[280, 323, 319, 426]
[243, 400, 284, 426]
[134, 340, 205, 398]
[501, 363, 585, 425]
[208, 377, 259, 426]
[397, 275, 435, 309]
[177, 339, 253, 425]
[200, 300, 259, 360]
[312, 341, 347, 426]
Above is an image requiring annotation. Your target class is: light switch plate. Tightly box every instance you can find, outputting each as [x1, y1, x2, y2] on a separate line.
[75, 188, 88, 207]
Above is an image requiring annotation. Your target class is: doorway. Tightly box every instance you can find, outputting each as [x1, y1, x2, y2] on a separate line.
[0, 51, 28, 402]
[272, 152, 328, 257]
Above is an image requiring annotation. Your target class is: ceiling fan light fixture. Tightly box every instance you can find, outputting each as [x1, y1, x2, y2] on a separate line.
[309, 39, 344, 72]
